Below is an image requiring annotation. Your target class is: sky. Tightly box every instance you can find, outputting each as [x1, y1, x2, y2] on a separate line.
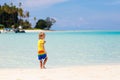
[0, 0, 120, 30]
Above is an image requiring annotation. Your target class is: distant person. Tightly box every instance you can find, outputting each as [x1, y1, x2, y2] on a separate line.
[38, 32, 48, 69]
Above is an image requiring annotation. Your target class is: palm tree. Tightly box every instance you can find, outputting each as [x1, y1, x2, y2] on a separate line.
[25, 11, 29, 21]
[2, 3, 9, 27]
[34, 17, 37, 27]
[26, 11, 29, 17]
[45, 17, 56, 30]
[18, 2, 23, 25]
[19, 2, 22, 8]
[0, 5, 3, 15]
[18, 8, 23, 17]
[34, 17, 36, 21]
[10, 2, 13, 7]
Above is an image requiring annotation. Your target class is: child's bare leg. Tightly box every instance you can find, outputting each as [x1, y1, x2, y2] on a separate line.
[40, 60, 43, 69]
[43, 57, 48, 68]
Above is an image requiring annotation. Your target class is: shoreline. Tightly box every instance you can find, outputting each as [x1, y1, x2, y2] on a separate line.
[1, 29, 120, 33]
[25, 30, 53, 32]
[0, 64, 120, 80]
[24, 30, 120, 33]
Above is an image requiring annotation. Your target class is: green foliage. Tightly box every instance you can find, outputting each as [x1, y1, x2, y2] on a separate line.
[22, 20, 31, 29]
[35, 17, 56, 30]
[0, 3, 31, 29]
[0, 3, 18, 28]
[0, 3, 56, 30]
[45, 17, 56, 30]
[35, 19, 47, 29]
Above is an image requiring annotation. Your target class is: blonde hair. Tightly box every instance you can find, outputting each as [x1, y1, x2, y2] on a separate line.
[39, 32, 45, 39]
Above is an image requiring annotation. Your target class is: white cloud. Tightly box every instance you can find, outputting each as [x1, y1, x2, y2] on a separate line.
[22, 0, 68, 8]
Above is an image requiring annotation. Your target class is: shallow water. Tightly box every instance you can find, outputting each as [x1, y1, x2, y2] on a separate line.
[0, 31, 120, 68]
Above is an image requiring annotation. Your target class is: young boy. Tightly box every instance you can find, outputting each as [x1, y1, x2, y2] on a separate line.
[38, 32, 48, 69]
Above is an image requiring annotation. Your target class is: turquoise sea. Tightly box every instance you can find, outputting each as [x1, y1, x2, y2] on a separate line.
[0, 31, 120, 68]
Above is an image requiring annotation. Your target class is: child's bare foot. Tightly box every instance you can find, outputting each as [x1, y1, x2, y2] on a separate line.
[43, 66, 46, 69]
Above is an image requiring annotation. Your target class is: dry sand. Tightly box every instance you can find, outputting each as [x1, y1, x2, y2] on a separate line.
[25, 30, 53, 32]
[0, 65, 120, 80]
[0, 30, 52, 33]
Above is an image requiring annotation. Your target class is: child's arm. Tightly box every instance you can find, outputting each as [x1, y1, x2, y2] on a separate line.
[40, 43, 46, 53]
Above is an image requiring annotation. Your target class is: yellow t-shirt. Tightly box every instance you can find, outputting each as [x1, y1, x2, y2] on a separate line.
[38, 39, 45, 54]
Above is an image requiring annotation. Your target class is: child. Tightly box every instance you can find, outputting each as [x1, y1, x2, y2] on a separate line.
[38, 32, 48, 69]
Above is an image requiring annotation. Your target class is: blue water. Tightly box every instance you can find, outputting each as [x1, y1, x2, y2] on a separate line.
[0, 31, 120, 68]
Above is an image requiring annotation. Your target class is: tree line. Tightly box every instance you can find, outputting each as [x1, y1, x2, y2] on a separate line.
[0, 3, 56, 30]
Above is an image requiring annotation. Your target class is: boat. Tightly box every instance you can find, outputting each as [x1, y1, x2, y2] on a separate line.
[14, 29, 25, 33]
[14, 26, 25, 33]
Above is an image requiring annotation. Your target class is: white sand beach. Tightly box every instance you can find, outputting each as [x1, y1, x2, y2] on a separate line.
[25, 30, 52, 32]
[0, 29, 52, 33]
[0, 65, 120, 80]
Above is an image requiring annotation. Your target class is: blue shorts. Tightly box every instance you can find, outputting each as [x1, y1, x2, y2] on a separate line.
[38, 54, 47, 60]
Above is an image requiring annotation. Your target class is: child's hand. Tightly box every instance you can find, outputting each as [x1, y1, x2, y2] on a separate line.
[44, 41, 46, 43]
